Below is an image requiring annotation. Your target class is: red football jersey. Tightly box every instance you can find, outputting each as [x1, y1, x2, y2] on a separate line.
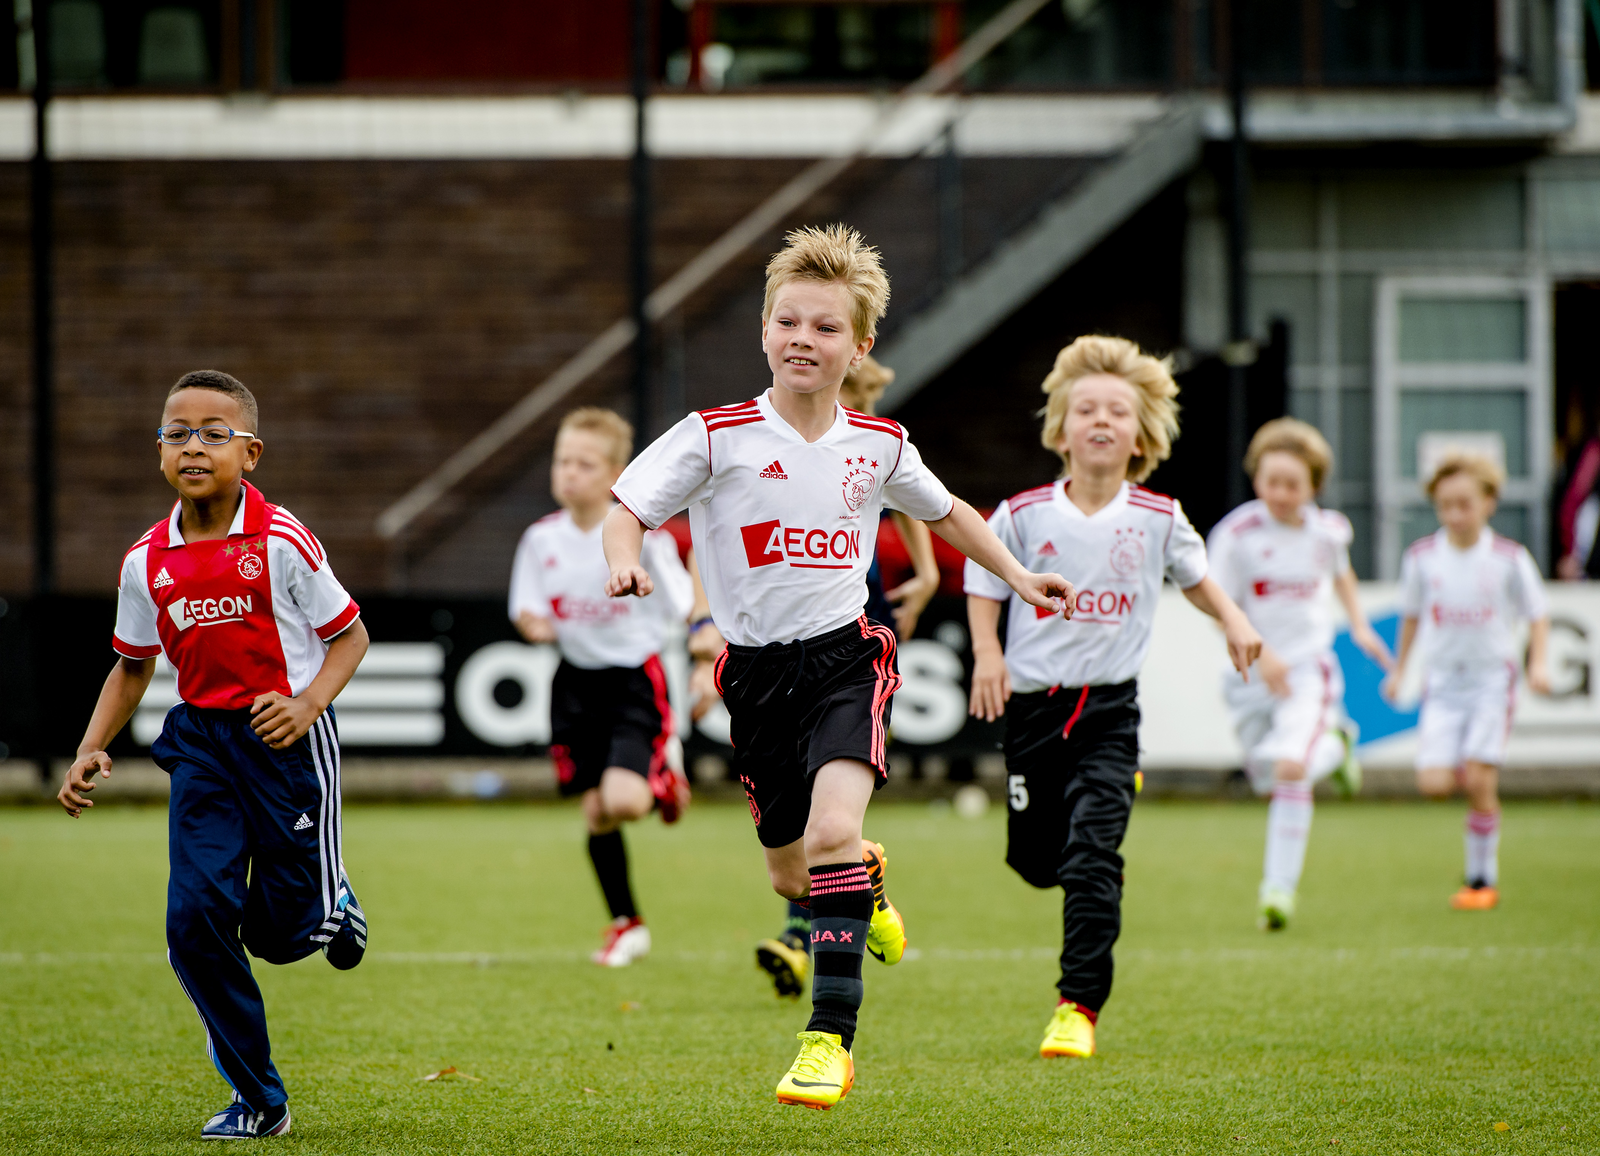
[113, 482, 360, 710]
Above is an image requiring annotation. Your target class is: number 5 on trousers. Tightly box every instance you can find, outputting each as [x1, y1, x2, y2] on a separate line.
[1008, 774, 1029, 811]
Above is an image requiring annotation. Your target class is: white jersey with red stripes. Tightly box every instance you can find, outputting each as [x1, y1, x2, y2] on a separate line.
[611, 389, 955, 647]
[963, 479, 1208, 691]
[1400, 528, 1546, 675]
[113, 482, 360, 710]
[1207, 499, 1352, 667]
[507, 507, 693, 670]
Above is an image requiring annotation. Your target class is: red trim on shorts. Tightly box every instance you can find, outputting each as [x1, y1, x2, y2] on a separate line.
[551, 744, 577, 785]
[642, 653, 674, 774]
[857, 615, 902, 777]
[1061, 684, 1090, 740]
[1300, 655, 1335, 767]
[713, 648, 728, 697]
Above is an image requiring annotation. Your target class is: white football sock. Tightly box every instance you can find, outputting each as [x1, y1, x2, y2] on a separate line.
[1464, 809, 1500, 887]
[1262, 781, 1314, 897]
[1306, 732, 1345, 784]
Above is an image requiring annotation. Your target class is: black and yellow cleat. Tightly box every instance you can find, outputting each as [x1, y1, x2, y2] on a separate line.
[861, 839, 907, 965]
[756, 932, 809, 998]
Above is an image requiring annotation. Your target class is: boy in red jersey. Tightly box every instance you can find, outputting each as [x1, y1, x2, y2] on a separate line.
[58, 371, 369, 1141]
[603, 224, 1075, 1109]
[509, 407, 694, 967]
[966, 336, 1261, 1061]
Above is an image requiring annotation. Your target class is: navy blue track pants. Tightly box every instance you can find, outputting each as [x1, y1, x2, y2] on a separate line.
[151, 704, 352, 1112]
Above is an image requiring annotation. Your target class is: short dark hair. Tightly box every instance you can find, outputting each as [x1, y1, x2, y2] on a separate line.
[167, 370, 259, 433]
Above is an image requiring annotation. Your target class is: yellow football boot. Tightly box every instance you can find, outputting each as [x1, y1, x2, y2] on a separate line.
[1039, 1001, 1096, 1059]
[860, 839, 907, 965]
[775, 1031, 854, 1110]
[756, 933, 809, 998]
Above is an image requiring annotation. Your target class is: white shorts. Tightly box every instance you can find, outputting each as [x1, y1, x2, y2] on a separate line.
[1224, 654, 1344, 794]
[1416, 663, 1518, 771]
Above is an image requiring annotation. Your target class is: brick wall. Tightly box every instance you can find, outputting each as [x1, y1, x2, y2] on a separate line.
[0, 152, 1173, 599]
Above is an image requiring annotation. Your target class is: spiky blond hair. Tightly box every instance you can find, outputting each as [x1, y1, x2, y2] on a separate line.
[1039, 335, 1180, 484]
[1245, 417, 1334, 491]
[557, 406, 633, 467]
[838, 355, 895, 414]
[1426, 451, 1505, 499]
[762, 224, 890, 341]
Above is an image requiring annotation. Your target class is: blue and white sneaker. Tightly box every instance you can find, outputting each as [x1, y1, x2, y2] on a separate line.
[322, 878, 367, 971]
[201, 1093, 290, 1140]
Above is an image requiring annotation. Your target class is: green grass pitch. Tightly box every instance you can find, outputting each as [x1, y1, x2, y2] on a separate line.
[2, 797, 1597, 1154]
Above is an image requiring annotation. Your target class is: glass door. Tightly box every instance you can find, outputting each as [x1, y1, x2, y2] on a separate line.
[1372, 275, 1551, 577]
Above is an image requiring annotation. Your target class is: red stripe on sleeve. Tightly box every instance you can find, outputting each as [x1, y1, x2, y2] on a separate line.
[113, 635, 162, 659]
[314, 599, 361, 641]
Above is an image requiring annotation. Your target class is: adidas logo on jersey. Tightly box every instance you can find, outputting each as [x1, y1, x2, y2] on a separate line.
[293, 813, 313, 831]
[759, 460, 788, 480]
[152, 567, 174, 589]
[1037, 542, 1058, 556]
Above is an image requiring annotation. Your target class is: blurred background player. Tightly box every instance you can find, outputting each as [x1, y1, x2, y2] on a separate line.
[604, 224, 1073, 1109]
[56, 371, 370, 1140]
[750, 353, 941, 999]
[1384, 454, 1550, 910]
[509, 407, 694, 967]
[966, 336, 1261, 1061]
[1207, 418, 1393, 931]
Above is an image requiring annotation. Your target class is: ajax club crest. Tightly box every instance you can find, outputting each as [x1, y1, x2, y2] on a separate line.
[238, 552, 264, 580]
[841, 456, 877, 512]
[1109, 527, 1146, 577]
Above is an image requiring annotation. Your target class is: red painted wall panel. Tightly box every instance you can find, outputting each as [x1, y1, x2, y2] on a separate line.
[344, 0, 631, 82]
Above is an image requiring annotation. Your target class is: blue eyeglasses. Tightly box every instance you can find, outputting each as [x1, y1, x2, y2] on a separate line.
[157, 425, 258, 446]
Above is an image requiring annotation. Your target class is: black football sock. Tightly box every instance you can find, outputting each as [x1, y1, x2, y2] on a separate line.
[587, 831, 637, 920]
[803, 863, 873, 1050]
[782, 899, 813, 954]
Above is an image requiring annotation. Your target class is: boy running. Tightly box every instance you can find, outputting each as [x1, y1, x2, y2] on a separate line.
[751, 353, 941, 1000]
[966, 336, 1261, 1061]
[603, 224, 1075, 1109]
[58, 371, 369, 1141]
[1208, 418, 1393, 931]
[1384, 453, 1550, 909]
[509, 407, 694, 966]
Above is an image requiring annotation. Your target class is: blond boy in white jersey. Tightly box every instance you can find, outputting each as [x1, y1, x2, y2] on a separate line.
[1384, 454, 1549, 910]
[1208, 418, 1393, 931]
[509, 408, 694, 966]
[966, 335, 1262, 1061]
[603, 224, 1074, 1109]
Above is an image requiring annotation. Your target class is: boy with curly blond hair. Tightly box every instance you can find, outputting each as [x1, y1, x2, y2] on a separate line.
[966, 335, 1261, 1061]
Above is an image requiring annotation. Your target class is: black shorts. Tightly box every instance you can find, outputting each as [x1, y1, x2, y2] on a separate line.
[548, 657, 672, 797]
[1003, 679, 1140, 889]
[714, 617, 900, 849]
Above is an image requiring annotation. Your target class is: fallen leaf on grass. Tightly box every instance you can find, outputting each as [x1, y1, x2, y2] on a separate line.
[420, 1066, 482, 1083]
[620, 1001, 642, 1012]
[1495, 1122, 1510, 1132]
[583, 1087, 599, 1095]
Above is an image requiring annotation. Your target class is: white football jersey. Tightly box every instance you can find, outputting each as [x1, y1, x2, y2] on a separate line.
[1400, 529, 1546, 673]
[611, 389, 955, 647]
[964, 480, 1208, 691]
[508, 508, 693, 669]
[1207, 500, 1352, 666]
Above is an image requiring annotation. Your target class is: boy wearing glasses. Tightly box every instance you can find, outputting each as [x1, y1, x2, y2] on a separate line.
[58, 370, 370, 1141]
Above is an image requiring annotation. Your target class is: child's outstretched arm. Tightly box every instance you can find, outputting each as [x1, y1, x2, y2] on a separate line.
[930, 499, 1075, 616]
[1381, 617, 1420, 701]
[967, 595, 1012, 722]
[59, 656, 157, 817]
[1334, 569, 1393, 671]
[1180, 576, 1263, 679]
[251, 620, 370, 750]
[603, 504, 654, 597]
[1526, 616, 1551, 695]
